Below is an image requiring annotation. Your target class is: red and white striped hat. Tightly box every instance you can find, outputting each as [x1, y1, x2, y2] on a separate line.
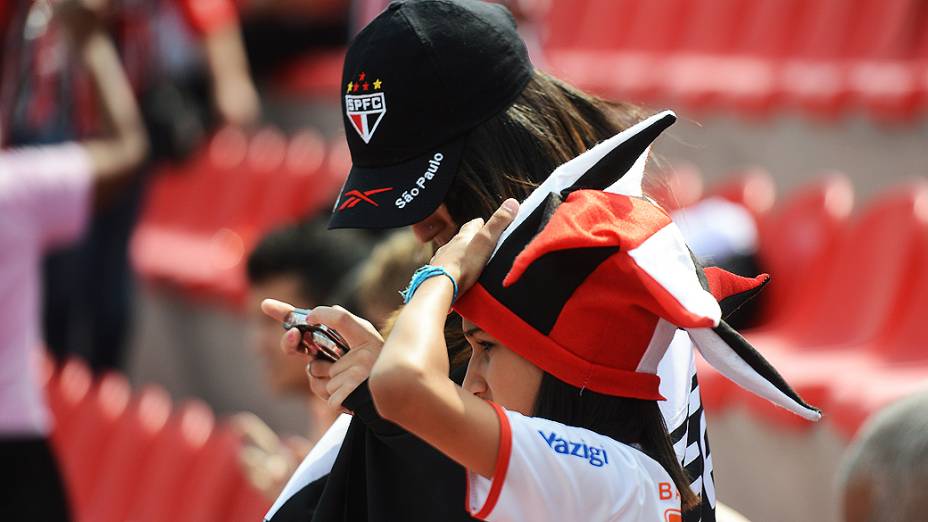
[454, 111, 821, 421]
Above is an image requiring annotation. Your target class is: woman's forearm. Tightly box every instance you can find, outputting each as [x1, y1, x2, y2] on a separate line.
[79, 30, 147, 180]
[369, 276, 455, 420]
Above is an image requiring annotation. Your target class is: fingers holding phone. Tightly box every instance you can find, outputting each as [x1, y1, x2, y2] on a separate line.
[306, 359, 334, 402]
[326, 347, 378, 408]
[283, 308, 350, 362]
[307, 306, 386, 408]
[261, 299, 386, 408]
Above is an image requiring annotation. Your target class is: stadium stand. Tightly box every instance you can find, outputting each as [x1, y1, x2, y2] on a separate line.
[45, 360, 271, 522]
[735, 180, 928, 428]
[540, 0, 928, 117]
[130, 126, 342, 307]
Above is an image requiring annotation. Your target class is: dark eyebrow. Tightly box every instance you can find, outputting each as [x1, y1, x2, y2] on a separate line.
[463, 327, 483, 337]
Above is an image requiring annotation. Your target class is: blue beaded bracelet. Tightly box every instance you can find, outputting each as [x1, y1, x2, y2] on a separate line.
[400, 265, 459, 305]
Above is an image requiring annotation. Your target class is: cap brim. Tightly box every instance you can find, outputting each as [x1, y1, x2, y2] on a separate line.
[328, 136, 467, 230]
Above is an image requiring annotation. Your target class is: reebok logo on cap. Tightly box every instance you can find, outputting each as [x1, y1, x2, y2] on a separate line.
[345, 72, 386, 143]
[337, 187, 394, 211]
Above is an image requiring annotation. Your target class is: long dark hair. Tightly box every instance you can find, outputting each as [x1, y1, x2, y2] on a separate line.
[532, 373, 700, 512]
[443, 69, 648, 225]
[443, 69, 650, 364]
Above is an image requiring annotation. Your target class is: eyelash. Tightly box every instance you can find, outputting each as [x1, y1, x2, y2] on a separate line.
[478, 341, 495, 352]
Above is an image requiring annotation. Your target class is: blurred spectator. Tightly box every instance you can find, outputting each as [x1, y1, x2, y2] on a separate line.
[672, 197, 759, 272]
[0, 2, 146, 518]
[837, 389, 928, 522]
[672, 198, 764, 328]
[354, 230, 428, 331]
[236, 218, 369, 499]
[1, 0, 259, 373]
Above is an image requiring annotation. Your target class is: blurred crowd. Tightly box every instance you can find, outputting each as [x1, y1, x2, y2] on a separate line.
[1, 1, 926, 521]
[0, 0, 549, 517]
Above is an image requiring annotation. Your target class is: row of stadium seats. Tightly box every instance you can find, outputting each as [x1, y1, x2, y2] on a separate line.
[543, 0, 928, 119]
[272, 0, 928, 120]
[697, 172, 928, 437]
[45, 357, 271, 522]
[130, 126, 348, 306]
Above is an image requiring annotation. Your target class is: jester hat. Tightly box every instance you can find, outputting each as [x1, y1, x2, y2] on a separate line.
[453, 111, 821, 421]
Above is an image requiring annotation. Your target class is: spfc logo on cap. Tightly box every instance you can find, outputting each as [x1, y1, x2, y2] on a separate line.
[345, 72, 385, 144]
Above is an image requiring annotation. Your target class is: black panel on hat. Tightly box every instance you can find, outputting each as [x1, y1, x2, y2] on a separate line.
[561, 112, 677, 196]
[477, 192, 617, 334]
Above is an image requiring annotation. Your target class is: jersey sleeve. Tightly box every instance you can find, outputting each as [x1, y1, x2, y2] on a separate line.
[466, 404, 680, 521]
[0, 144, 93, 249]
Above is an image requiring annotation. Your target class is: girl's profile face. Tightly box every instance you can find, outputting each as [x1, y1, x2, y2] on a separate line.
[461, 319, 543, 416]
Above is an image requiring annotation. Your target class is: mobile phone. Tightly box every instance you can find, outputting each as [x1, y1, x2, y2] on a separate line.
[283, 308, 351, 362]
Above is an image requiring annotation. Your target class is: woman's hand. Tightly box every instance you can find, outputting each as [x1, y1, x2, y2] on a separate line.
[261, 300, 384, 408]
[230, 412, 309, 501]
[429, 198, 519, 293]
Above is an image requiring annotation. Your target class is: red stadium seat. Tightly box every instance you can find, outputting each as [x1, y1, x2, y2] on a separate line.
[217, 127, 288, 233]
[644, 163, 704, 211]
[132, 125, 339, 306]
[176, 424, 248, 522]
[720, 0, 805, 115]
[224, 473, 273, 522]
[707, 168, 776, 219]
[773, 183, 923, 347]
[753, 173, 854, 327]
[698, 174, 853, 413]
[545, 0, 691, 102]
[827, 372, 928, 438]
[541, 0, 926, 118]
[47, 358, 93, 436]
[797, 182, 928, 435]
[55, 372, 132, 519]
[827, 302, 928, 438]
[739, 180, 928, 427]
[258, 128, 329, 230]
[778, 0, 860, 117]
[663, 0, 756, 110]
[782, 0, 924, 118]
[82, 385, 172, 522]
[272, 50, 346, 99]
[190, 127, 251, 232]
[288, 130, 345, 217]
[125, 400, 216, 522]
[844, 0, 925, 121]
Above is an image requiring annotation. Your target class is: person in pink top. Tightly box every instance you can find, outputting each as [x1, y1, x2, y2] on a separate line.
[0, 1, 146, 519]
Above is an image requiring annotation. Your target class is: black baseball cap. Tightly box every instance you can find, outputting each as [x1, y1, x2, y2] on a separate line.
[328, 0, 533, 230]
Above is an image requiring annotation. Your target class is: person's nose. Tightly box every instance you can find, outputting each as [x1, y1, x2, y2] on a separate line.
[462, 360, 488, 398]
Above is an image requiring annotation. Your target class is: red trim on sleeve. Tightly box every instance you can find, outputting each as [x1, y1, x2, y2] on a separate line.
[469, 401, 513, 520]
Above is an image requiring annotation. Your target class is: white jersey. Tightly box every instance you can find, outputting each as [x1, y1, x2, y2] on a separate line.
[267, 329, 714, 522]
[466, 404, 682, 521]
